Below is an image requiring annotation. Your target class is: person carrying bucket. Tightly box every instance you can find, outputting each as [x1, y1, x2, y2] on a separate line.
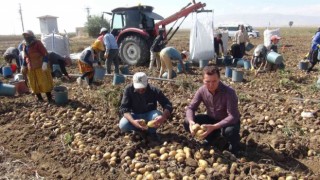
[250, 44, 268, 75]
[159, 47, 185, 79]
[20, 30, 54, 102]
[77, 40, 105, 88]
[48, 51, 72, 80]
[306, 27, 320, 73]
[266, 35, 282, 71]
[184, 66, 241, 156]
[119, 72, 173, 144]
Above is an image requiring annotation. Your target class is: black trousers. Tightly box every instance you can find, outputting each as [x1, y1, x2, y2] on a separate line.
[105, 49, 119, 74]
[184, 114, 240, 153]
[239, 42, 245, 58]
[307, 49, 319, 73]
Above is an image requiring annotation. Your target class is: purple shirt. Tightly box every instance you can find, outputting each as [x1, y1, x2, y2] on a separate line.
[186, 82, 240, 128]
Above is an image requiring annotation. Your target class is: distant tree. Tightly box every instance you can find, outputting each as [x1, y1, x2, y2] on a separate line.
[85, 15, 110, 37]
[289, 21, 294, 28]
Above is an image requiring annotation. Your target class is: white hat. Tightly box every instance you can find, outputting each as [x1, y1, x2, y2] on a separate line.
[133, 72, 148, 89]
[100, 27, 108, 34]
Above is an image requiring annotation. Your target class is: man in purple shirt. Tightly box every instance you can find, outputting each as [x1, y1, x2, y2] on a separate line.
[185, 66, 241, 154]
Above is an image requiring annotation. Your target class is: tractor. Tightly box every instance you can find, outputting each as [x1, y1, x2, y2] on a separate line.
[105, 2, 207, 65]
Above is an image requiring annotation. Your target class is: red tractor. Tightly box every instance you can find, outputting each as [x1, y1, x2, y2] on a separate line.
[106, 2, 206, 65]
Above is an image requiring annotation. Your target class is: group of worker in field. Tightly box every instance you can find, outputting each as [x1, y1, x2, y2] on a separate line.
[1, 26, 320, 157]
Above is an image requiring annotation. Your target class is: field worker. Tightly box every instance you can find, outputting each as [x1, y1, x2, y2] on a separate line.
[234, 24, 250, 58]
[307, 27, 320, 73]
[267, 35, 282, 71]
[181, 50, 190, 61]
[97, 27, 108, 61]
[3, 47, 21, 73]
[159, 47, 185, 79]
[77, 40, 105, 88]
[184, 66, 241, 155]
[119, 72, 173, 142]
[250, 44, 268, 75]
[48, 51, 72, 80]
[103, 28, 119, 74]
[149, 28, 166, 71]
[20, 30, 54, 102]
[214, 33, 224, 58]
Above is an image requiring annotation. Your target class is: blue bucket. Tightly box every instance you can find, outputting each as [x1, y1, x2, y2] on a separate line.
[236, 59, 244, 67]
[53, 86, 68, 105]
[0, 83, 16, 96]
[223, 56, 233, 66]
[94, 67, 106, 81]
[52, 64, 61, 72]
[245, 43, 254, 52]
[120, 65, 129, 75]
[113, 74, 125, 85]
[232, 69, 244, 82]
[225, 66, 233, 78]
[267, 52, 283, 64]
[298, 60, 308, 70]
[2, 66, 13, 78]
[199, 59, 209, 69]
[162, 70, 177, 79]
[243, 60, 251, 70]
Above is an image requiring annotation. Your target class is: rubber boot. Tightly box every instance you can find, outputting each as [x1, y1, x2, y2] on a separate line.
[46, 92, 53, 103]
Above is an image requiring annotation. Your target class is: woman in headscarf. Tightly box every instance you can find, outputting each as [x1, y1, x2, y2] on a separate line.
[77, 40, 105, 88]
[21, 30, 53, 102]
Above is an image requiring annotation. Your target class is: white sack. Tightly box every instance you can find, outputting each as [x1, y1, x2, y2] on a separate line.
[41, 33, 70, 57]
[264, 28, 280, 48]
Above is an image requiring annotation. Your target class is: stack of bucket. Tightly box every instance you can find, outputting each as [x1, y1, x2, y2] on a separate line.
[225, 66, 244, 82]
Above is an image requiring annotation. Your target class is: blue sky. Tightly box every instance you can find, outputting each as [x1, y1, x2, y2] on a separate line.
[0, 0, 319, 35]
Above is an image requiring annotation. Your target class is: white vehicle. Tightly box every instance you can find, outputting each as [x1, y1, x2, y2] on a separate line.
[217, 23, 260, 38]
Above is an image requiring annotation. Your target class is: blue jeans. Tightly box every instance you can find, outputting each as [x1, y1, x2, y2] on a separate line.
[119, 110, 162, 134]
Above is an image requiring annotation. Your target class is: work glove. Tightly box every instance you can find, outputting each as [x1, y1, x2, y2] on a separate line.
[42, 62, 48, 71]
[104, 52, 109, 59]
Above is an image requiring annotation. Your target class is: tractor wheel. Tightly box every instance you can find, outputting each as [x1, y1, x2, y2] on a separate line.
[119, 36, 149, 66]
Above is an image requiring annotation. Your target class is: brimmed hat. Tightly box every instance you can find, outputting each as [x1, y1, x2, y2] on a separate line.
[22, 30, 34, 37]
[133, 72, 148, 89]
[99, 27, 108, 35]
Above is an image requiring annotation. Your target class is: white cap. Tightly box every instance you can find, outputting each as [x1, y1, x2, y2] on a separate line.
[133, 72, 148, 89]
[181, 50, 190, 57]
[100, 27, 107, 34]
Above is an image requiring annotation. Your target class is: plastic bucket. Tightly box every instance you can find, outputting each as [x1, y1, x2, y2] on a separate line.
[245, 43, 254, 51]
[94, 67, 106, 81]
[232, 69, 244, 82]
[225, 66, 233, 78]
[216, 58, 223, 66]
[0, 83, 16, 96]
[53, 86, 68, 105]
[14, 74, 24, 81]
[2, 66, 13, 78]
[298, 60, 309, 70]
[12, 81, 29, 95]
[236, 59, 244, 67]
[113, 74, 125, 85]
[162, 70, 177, 79]
[266, 52, 283, 64]
[223, 55, 233, 66]
[199, 59, 209, 69]
[120, 65, 129, 75]
[243, 60, 251, 70]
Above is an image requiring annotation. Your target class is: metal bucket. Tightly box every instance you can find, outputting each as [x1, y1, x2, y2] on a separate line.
[232, 69, 244, 82]
[113, 74, 125, 85]
[245, 43, 254, 51]
[162, 70, 177, 79]
[223, 55, 233, 66]
[199, 59, 209, 69]
[94, 67, 106, 81]
[14, 74, 24, 81]
[298, 60, 309, 70]
[2, 66, 12, 78]
[243, 60, 251, 70]
[53, 86, 68, 105]
[267, 52, 283, 64]
[13, 81, 29, 95]
[225, 66, 233, 78]
[120, 65, 129, 75]
[0, 83, 16, 96]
